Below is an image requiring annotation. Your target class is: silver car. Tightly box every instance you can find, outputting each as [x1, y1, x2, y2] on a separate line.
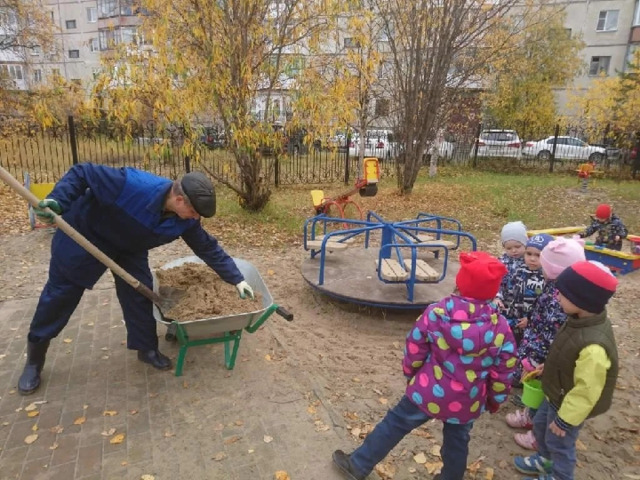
[470, 129, 522, 158]
[522, 136, 607, 162]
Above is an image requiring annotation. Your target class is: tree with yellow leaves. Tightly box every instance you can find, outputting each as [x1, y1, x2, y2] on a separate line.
[481, 3, 584, 140]
[94, 0, 350, 211]
[571, 49, 640, 148]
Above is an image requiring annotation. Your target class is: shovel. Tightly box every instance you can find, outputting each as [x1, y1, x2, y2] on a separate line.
[0, 166, 182, 320]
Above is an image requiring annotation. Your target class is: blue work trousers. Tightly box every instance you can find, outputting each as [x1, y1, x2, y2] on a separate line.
[532, 399, 583, 480]
[29, 252, 158, 351]
[349, 396, 473, 480]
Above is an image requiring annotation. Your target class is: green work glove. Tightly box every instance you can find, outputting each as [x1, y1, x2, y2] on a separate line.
[35, 198, 62, 224]
[235, 281, 255, 300]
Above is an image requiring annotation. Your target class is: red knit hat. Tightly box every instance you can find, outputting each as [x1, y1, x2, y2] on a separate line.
[456, 251, 507, 300]
[595, 204, 612, 220]
[556, 261, 618, 313]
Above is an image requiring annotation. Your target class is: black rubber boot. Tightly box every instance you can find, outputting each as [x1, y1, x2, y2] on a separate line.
[18, 340, 50, 395]
[137, 349, 172, 370]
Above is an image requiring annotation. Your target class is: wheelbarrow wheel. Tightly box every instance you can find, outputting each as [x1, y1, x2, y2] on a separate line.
[165, 323, 178, 342]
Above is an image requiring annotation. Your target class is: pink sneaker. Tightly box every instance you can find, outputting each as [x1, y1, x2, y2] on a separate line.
[514, 430, 538, 450]
[505, 409, 533, 429]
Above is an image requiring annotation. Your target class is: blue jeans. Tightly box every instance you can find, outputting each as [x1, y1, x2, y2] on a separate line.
[349, 396, 473, 480]
[532, 399, 583, 480]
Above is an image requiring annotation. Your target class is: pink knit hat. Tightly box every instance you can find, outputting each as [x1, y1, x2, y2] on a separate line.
[540, 238, 586, 280]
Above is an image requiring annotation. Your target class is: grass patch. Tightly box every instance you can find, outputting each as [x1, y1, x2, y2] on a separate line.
[206, 166, 640, 251]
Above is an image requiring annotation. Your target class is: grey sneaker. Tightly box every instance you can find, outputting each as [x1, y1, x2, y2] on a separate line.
[332, 450, 366, 480]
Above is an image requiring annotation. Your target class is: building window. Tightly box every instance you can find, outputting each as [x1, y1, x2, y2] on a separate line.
[65, 19, 77, 29]
[30, 45, 42, 55]
[635, 0, 640, 26]
[69, 49, 80, 59]
[51, 68, 60, 78]
[589, 56, 611, 75]
[0, 64, 24, 80]
[34, 69, 42, 83]
[344, 37, 360, 48]
[87, 7, 97, 22]
[596, 10, 619, 32]
[90, 38, 99, 52]
[98, 0, 117, 18]
[564, 28, 572, 38]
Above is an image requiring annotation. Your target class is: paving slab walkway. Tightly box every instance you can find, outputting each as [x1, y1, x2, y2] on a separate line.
[0, 289, 348, 480]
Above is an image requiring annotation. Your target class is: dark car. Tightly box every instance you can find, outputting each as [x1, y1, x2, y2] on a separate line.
[200, 128, 226, 150]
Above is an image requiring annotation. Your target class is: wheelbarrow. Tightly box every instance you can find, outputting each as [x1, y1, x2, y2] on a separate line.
[152, 256, 293, 376]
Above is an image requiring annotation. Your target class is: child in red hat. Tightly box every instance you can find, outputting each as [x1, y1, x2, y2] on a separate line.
[579, 203, 627, 250]
[332, 251, 517, 480]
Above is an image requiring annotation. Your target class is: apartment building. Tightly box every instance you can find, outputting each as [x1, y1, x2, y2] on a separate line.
[1, 0, 141, 92]
[555, 0, 639, 112]
[2, 0, 639, 118]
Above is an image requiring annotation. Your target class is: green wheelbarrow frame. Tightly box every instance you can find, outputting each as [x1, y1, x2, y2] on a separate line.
[153, 256, 293, 376]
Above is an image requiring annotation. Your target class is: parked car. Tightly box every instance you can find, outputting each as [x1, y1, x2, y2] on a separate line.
[348, 130, 398, 160]
[522, 136, 607, 162]
[470, 129, 522, 158]
[200, 128, 226, 149]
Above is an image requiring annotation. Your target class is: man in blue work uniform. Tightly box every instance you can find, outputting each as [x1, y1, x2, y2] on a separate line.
[18, 163, 254, 395]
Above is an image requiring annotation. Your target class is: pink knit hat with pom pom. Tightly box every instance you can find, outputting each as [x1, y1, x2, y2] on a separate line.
[540, 238, 586, 280]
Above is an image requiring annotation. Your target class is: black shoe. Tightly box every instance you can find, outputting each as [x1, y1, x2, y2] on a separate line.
[332, 450, 366, 480]
[18, 340, 50, 395]
[137, 349, 172, 370]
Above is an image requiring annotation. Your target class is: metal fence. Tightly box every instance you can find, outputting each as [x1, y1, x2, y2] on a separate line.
[1, 115, 638, 184]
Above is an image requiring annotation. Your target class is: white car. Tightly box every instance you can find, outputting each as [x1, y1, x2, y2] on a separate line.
[428, 140, 455, 159]
[470, 129, 522, 158]
[349, 131, 398, 160]
[522, 136, 607, 162]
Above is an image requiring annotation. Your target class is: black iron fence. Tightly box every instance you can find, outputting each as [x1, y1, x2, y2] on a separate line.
[1, 115, 638, 184]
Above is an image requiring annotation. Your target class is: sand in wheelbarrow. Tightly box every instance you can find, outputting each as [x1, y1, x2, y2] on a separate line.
[155, 263, 261, 322]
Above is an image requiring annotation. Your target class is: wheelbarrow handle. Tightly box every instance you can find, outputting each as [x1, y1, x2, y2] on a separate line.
[276, 306, 294, 321]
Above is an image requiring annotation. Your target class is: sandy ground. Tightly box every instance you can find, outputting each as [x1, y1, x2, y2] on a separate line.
[0, 228, 638, 479]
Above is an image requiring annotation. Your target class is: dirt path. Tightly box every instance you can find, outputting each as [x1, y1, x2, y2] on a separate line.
[1, 229, 638, 479]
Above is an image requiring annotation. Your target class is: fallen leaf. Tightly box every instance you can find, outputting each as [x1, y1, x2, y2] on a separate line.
[182, 381, 188, 389]
[575, 439, 587, 451]
[408, 467, 416, 473]
[430, 444, 441, 458]
[623, 475, 640, 480]
[352, 377, 361, 383]
[234, 420, 244, 426]
[372, 388, 383, 396]
[265, 354, 272, 361]
[314, 421, 330, 432]
[101, 428, 116, 436]
[140, 475, 155, 480]
[109, 433, 125, 444]
[425, 461, 443, 474]
[63, 338, 73, 343]
[129, 410, 138, 415]
[24, 434, 38, 444]
[633, 444, 640, 452]
[267, 269, 275, 275]
[120, 461, 128, 466]
[31, 424, 38, 432]
[27, 411, 39, 418]
[467, 456, 486, 473]
[485, 467, 495, 480]
[164, 431, 175, 438]
[73, 416, 86, 425]
[50, 425, 64, 434]
[263, 435, 273, 443]
[24, 401, 46, 411]
[103, 410, 118, 417]
[49, 442, 59, 450]
[212, 452, 227, 461]
[224, 435, 241, 444]
[274, 471, 290, 480]
[375, 461, 396, 478]
[248, 449, 254, 454]
[351, 427, 361, 438]
[379, 397, 388, 405]
[307, 405, 317, 415]
[413, 452, 427, 464]
[213, 423, 224, 431]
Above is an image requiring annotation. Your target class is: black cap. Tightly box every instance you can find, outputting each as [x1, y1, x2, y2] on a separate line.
[180, 172, 216, 217]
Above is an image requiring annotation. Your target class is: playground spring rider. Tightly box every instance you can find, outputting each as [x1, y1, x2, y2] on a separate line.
[311, 157, 380, 222]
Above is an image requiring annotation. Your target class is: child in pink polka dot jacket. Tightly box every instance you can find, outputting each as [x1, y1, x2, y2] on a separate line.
[333, 251, 518, 480]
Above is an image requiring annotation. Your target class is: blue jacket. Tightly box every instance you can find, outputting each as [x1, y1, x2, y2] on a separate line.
[48, 164, 243, 288]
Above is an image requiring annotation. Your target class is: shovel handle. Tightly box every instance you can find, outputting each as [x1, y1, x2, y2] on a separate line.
[0, 166, 163, 306]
